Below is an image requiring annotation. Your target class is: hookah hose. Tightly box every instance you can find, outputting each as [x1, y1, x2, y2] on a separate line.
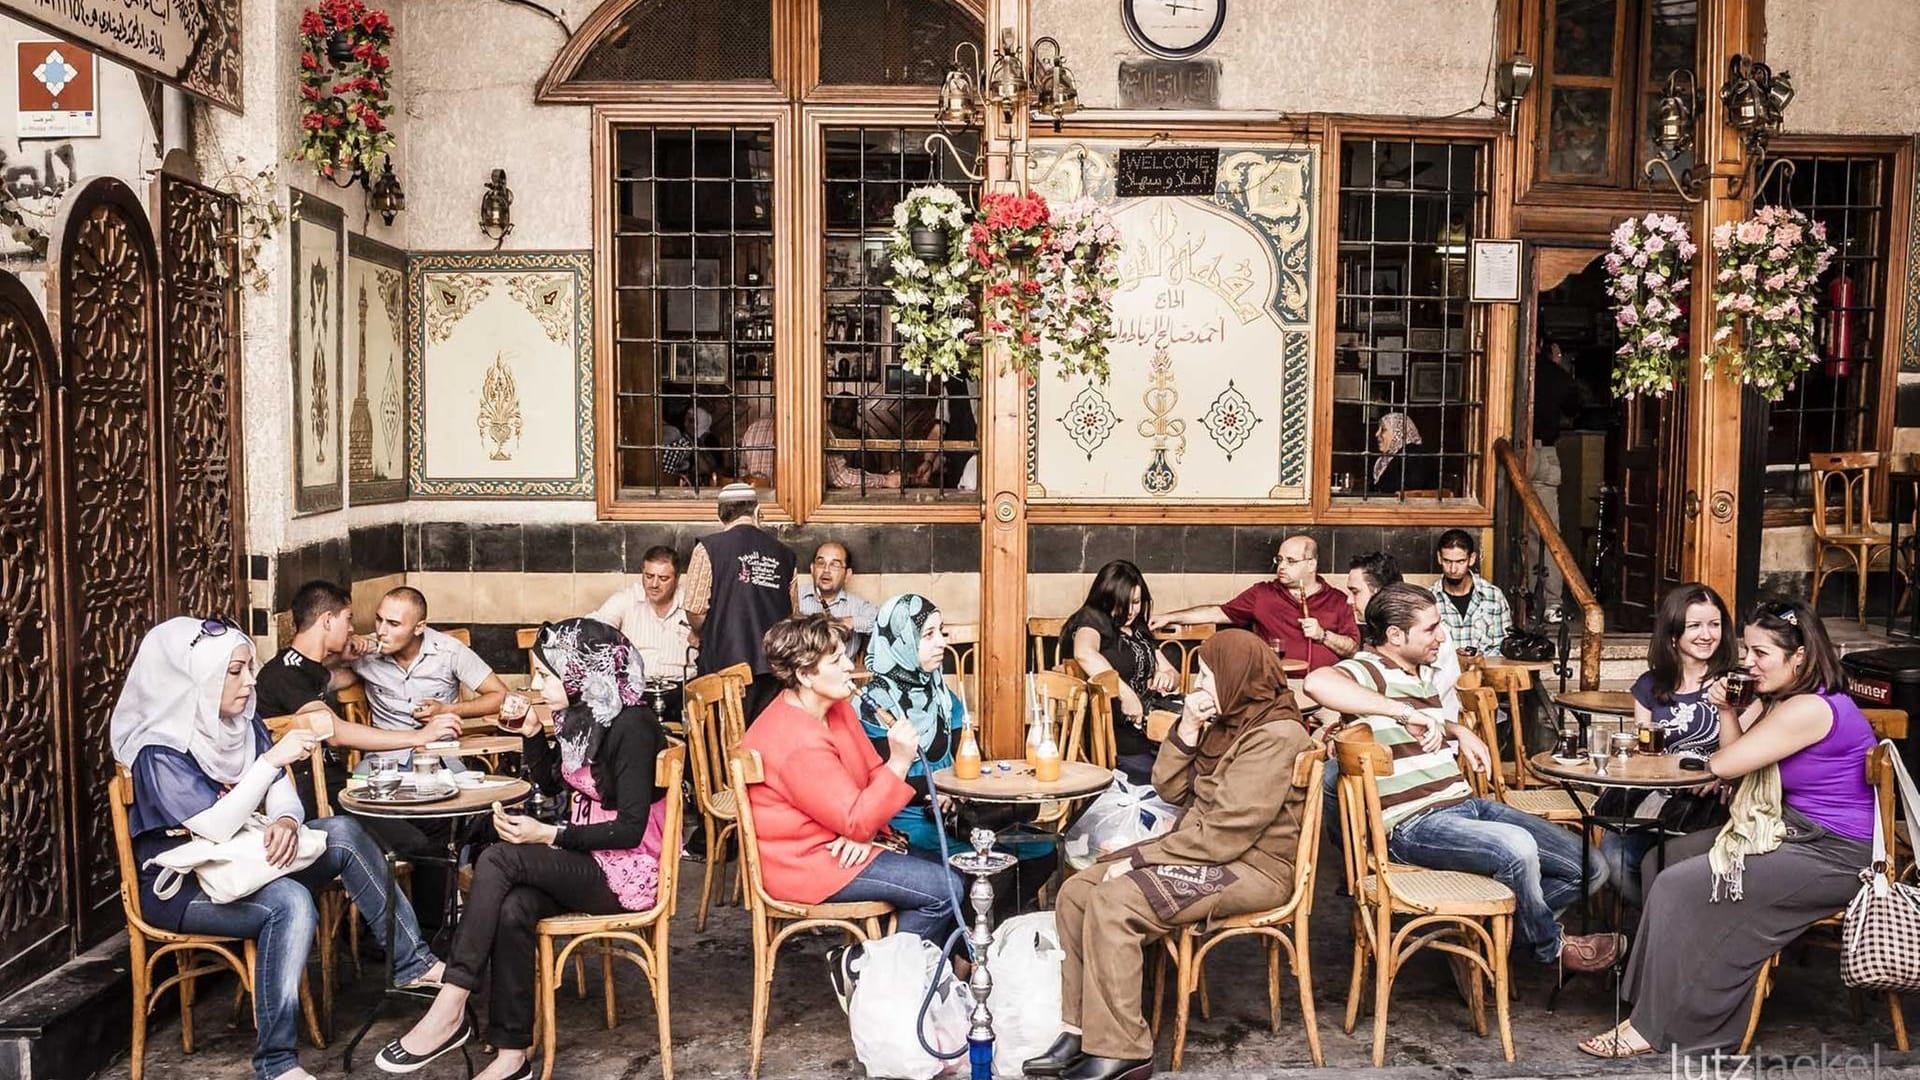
[910, 740, 978, 1062]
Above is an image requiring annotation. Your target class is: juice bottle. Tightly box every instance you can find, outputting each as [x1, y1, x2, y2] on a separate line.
[953, 722, 982, 780]
[1026, 709, 1044, 769]
[1034, 724, 1061, 783]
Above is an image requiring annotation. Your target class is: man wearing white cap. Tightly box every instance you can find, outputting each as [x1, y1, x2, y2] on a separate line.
[682, 483, 796, 723]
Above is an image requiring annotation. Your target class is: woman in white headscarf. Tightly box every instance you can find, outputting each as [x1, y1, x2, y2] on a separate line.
[1370, 412, 1439, 495]
[111, 617, 439, 1080]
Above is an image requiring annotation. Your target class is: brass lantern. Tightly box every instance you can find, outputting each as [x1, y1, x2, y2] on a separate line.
[368, 159, 406, 227]
[1030, 36, 1078, 130]
[985, 28, 1028, 117]
[936, 41, 982, 128]
[479, 168, 514, 247]
[1650, 69, 1698, 157]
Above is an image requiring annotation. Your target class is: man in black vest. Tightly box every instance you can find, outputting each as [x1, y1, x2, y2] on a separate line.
[682, 482, 796, 724]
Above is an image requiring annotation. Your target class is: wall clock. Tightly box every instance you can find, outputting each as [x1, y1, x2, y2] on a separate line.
[1122, 0, 1227, 60]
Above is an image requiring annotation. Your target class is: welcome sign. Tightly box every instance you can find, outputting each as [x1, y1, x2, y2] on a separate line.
[0, 0, 243, 111]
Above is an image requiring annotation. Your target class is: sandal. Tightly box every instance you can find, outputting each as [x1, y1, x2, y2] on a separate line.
[1579, 1021, 1654, 1058]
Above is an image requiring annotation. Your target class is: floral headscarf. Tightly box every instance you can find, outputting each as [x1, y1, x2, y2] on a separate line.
[857, 594, 953, 757]
[533, 617, 648, 774]
[1373, 412, 1424, 483]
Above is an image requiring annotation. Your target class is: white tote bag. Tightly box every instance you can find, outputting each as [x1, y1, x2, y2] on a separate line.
[147, 814, 328, 904]
[1840, 740, 1920, 992]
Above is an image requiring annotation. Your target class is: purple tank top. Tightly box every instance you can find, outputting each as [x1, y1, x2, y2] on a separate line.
[1776, 691, 1877, 842]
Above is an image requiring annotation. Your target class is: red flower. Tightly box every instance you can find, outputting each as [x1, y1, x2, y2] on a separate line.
[364, 113, 386, 132]
[301, 85, 321, 100]
[369, 53, 390, 70]
[298, 10, 326, 34]
[301, 51, 320, 71]
[353, 41, 374, 60]
[302, 111, 327, 129]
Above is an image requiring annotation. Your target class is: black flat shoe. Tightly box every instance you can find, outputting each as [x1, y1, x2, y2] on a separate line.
[1023, 1032, 1084, 1076]
[1062, 1055, 1153, 1080]
[374, 1019, 471, 1074]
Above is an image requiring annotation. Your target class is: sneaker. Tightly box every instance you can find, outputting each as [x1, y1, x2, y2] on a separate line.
[1560, 931, 1627, 973]
[826, 943, 863, 1014]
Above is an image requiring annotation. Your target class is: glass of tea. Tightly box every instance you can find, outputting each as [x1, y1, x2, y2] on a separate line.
[1723, 672, 1757, 710]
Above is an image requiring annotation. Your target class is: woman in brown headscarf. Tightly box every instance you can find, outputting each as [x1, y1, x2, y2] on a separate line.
[1025, 630, 1317, 1080]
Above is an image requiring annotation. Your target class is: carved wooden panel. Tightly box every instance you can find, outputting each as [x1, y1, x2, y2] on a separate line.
[0, 273, 70, 995]
[53, 179, 161, 935]
[158, 175, 245, 620]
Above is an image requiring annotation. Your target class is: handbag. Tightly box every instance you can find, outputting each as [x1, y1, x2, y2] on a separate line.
[146, 814, 328, 904]
[1840, 740, 1920, 991]
[1499, 627, 1556, 662]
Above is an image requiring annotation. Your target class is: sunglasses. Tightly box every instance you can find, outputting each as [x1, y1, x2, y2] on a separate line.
[188, 616, 243, 651]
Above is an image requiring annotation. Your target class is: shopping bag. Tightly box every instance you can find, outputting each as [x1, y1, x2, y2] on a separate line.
[1061, 773, 1179, 870]
[1841, 740, 1920, 992]
[987, 912, 1065, 1077]
[849, 932, 970, 1078]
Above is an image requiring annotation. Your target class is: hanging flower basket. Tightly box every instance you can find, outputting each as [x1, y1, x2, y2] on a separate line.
[295, 0, 395, 185]
[969, 191, 1053, 377]
[1032, 197, 1122, 383]
[885, 185, 977, 380]
[1707, 205, 1835, 402]
[1605, 213, 1695, 398]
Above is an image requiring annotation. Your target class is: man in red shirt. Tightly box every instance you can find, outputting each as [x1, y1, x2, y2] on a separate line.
[1153, 534, 1359, 672]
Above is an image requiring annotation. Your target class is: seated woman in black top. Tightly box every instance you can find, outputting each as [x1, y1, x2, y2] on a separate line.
[380, 618, 667, 1080]
[1061, 560, 1181, 785]
[1369, 412, 1441, 496]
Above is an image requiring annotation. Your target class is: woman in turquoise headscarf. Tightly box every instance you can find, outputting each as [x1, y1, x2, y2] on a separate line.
[855, 594, 965, 854]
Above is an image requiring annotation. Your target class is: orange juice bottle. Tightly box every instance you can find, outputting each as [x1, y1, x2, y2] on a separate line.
[1026, 711, 1044, 768]
[1035, 726, 1062, 782]
[953, 722, 982, 780]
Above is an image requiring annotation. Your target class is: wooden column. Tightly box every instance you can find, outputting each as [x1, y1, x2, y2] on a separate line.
[1679, 0, 1761, 600]
[977, 0, 1031, 758]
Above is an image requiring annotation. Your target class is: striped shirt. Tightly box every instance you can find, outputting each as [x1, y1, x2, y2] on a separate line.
[1332, 653, 1472, 830]
[589, 585, 698, 684]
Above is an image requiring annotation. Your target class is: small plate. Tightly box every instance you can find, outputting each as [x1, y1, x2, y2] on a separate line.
[1551, 755, 1588, 766]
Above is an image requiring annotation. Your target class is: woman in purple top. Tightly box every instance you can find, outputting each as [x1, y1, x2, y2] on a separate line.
[1581, 599, 1877, 1057]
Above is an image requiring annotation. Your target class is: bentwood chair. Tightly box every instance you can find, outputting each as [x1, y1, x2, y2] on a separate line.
[1739, 741, 1910, 1054]
[533, 744, 687, 1080]
[110, 768, 327, 1080]
[1151, 753, 1327, 1068]
[1476, 662, 1537, 790]
[1029, 670, 1092, 769]
[1336, 729, 1516, 1066]
[728, 748, 894, 1079]
[1028, 617, 1067, 672]
[300, 686, 412, 974]
[1459, 687, 1592, 825]
[1810, 451, 1899, 625]
[683, 662, 752, 931]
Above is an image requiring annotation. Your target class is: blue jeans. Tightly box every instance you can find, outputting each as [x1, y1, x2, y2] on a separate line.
[177, 816, 436, 1080]
[1387, 798, 1607, 965]
[1600, 830, 1660, 908]
[826, 850, 963, 942]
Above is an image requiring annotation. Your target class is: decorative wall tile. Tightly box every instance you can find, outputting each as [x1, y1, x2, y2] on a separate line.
[291, 192, 344, 514]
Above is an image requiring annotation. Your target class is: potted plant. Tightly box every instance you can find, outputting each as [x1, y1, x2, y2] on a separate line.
[968, 191, 1053, 376]
[886, 185, 977, 379]
[1033, 197, 1121, 383]
[295, 0, 395, 186]
[1707, 205, 1835, 401]
[1605, 212, 1695, 398]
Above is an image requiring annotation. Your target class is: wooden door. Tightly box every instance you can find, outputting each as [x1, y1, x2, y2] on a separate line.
[1612, 388, 1688, 631]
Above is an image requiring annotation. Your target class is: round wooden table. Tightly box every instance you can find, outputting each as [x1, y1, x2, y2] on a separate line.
[1553, 690, 1637, 716]
[339, 776, 531, 820]
[1280, 657, 1309, 677]
[1527, 751, 1705, 790]
[930, 760, 1113, 804]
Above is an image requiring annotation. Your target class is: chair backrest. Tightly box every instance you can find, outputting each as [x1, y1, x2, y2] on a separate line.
[1333, 727, 1398, 904]
[942, 623, 979, 716]
[1288, 753, 1327, 917]
[108, 766, 152, 931]
[263, 710, 335, 817]
[683, 663, 752, 813]
[1811, 451, 1882, 540]
[1868, 743, 1903, 883]
[1028, 617, 1066, 673]
[1863, 707, 1910, 741]
[726, 747, 782, 909]
[650, 743, 688, 918]
[1155, 624, 1215, 691]
[1029, 670, 1089, 765]
[444, 627, 473, 646]
[1459, 686, 1507, 800]
[517, 626, 540, 676]
[1079, 670, 1121, 770]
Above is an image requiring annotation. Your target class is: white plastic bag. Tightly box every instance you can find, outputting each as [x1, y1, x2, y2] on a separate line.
[849, 933, 971, 1079]
[987, 912, 1066, 1077]
[1061, 773, 1179, 870]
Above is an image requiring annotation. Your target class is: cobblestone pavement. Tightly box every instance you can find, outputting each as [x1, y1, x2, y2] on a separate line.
[99, 859, 1917, 1079]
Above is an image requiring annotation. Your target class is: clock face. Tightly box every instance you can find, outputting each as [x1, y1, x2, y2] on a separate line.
[1123, 0, 1227, 59]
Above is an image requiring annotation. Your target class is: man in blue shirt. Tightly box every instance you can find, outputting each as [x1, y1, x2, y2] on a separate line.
[796, 541, 880, 653]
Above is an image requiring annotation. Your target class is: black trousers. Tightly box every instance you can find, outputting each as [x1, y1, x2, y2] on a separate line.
[356, 812, 455, 933]
[443, 843, 623, 1048]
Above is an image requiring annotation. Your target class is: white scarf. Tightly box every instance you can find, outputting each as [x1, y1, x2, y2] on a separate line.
[109, 617, 260, 785]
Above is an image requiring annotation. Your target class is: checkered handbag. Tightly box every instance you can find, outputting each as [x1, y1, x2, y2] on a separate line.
[1841, 740, 1920, 992]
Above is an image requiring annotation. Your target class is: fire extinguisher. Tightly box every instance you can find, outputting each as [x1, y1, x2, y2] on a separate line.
[1825, 273, 1856, 378]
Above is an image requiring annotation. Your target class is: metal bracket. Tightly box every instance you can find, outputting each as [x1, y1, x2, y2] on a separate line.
[1684, 490, 1702, 520]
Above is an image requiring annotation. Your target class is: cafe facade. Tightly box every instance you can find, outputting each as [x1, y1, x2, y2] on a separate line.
[0, 0, 1917, 1029]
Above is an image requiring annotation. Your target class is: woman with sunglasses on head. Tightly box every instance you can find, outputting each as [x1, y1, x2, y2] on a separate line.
[111, 618, 441, 1080]
[1597, 583, 1738, 907]
[379, 618, 667, 1080]
[1580, 598, 1878, 1058]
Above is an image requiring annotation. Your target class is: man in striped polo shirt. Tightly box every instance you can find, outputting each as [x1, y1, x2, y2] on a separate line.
[1305, 582, 1621, 973]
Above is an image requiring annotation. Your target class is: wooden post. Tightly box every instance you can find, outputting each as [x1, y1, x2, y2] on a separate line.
[977, 0, 1031, 759]
[1680, 0, 1761, 601]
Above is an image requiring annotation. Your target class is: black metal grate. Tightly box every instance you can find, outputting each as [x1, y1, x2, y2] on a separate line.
[1331, 137, 1489, 502]
[819, 0, 982, 86]
[1758, 154, 1891, 509]
[576, 0, 773, 83]
[610, 126, 778, 499]
[822, 125, 981, 502]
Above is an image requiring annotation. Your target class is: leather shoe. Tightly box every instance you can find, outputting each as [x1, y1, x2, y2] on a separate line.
[1022, 1032, 1083, 1076]
[1062, 1055, 1153, 1080]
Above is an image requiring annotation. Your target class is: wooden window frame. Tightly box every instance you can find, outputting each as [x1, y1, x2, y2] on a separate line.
[1535, 0, 1635, 189]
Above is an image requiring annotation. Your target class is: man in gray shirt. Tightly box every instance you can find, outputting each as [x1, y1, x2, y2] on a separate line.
[350, 586, 507, 763]
[796, 541, 880, 654]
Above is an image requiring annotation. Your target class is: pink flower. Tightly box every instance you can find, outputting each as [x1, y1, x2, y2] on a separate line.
[1714, 222, 1736, 247]
[1618, 307, 1641, 327]
[1737, 221, 1768, 245]
[1774, 223, 1802, 247]
[1811, 221, 1829, 242]
[1764, 273, 1788, 290]
[1646, 235, 1667, 254]
[1739, 264, 1759, 283]
[1678, 240, 1697, 260]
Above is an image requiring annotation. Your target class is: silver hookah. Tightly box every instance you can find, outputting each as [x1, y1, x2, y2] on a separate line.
[950, 826, 1017, 1051]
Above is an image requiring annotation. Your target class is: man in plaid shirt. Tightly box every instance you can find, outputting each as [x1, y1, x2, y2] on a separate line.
[1430, 528, 1511, 657]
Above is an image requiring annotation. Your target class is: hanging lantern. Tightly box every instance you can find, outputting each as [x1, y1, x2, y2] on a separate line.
[1824, 272, 1857, 378]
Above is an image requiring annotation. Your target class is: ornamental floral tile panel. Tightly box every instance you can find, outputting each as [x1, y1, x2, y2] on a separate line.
[408, 252, 593, 498]
[291, 192, 344, 515]
[1027, 140, 1315, 502]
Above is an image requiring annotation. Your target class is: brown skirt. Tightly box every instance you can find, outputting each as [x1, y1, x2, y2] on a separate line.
[1625, 807, 1870, 1053]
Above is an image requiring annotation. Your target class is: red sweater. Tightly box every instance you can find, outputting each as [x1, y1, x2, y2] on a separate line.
[738, 695, 914, 904]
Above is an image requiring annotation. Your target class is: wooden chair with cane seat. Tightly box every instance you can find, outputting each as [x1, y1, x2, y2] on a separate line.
[1476, 662, 1536, 790]
[1811, 451, 1899, 625]
[1028, 616, 1067, 672]
[1028, 670, 1093, 766]
[682, 662, 752, 930]
[1150, 753, 1327, 1069]
[261, 712, 348, 1031]
[728, 747, 894, 1079]
[1459, 687, 1593, 825]
[1335, 729, 1516, 1066]
[1738, 740, 1910, 1053]
[1155, 624, 1216, 693]
[1051, 661, 1118, 771]
[533, 744, 687, 1080]
[110, 768, 327, 1080]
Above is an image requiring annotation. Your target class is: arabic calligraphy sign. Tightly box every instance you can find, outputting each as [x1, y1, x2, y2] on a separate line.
[1115, 147, 1219, 198]
[0, 0, 243, 112]
[1117, 58, 1220, 110]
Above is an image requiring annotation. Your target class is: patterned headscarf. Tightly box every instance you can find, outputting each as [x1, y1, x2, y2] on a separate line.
[534, 617, 648, 774]
[1372, 412, 1424, 483]
[857, 594, 953, 754]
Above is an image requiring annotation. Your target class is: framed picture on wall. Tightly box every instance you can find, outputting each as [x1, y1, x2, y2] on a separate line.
[1333, 371, 1366, 402]
[291, 191, 344, 515]
[1373, 335, 1406, 377]
[1409, 360, 1463, 403]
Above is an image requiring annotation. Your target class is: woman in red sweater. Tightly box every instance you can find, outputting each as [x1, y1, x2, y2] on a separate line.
[739, 614, 963, 944]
